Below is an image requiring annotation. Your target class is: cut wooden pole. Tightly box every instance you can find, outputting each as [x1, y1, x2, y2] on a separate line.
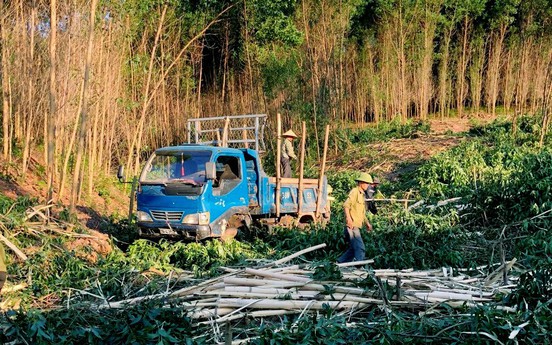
[297, 121, 306, 215]
[244, 268, 311, 283]
[276, 113, 282, 217]
[337, 259, 374, 268]
[264, 243, 326, 267]
[216, 298, 367, 310]
[201, 309, 297, 325]
[484, 258, 517, 286]
[222, 116, 230, 147]
[224, 277, 304, 288]
[242, 118, 248, 149]
[315, 125, 329, 218]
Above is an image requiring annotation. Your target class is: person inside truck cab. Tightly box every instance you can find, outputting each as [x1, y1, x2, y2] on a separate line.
[213, 159, 241, 195]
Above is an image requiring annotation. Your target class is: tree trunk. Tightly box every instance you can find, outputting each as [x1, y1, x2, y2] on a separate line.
[22, 2, 37, 174]
[1, 12, 11, 161]
[47, 0, 58, 203]
[486, 24, 507, 115]
[70, 0, 98, 212]
[456, 16, 470, 118]
[469, 35, 485, 111]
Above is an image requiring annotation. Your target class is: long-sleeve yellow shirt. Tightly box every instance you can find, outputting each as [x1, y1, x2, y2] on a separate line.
[343, 186, 367, 228]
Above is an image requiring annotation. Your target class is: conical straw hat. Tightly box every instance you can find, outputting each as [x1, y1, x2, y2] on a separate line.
[282, 130, 298, 138]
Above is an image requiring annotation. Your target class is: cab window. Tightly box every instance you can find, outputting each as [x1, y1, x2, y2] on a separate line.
[213, 156, 241, 195]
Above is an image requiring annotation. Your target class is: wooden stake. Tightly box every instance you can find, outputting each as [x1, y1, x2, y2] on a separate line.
[222, 116, 230, 147]
[315, 125, 329, 218]
[276, 113, 282, 217]
[297, 121, 306, 216]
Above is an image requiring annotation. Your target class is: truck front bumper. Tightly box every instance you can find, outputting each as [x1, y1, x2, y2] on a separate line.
[138, 223, 211, 241]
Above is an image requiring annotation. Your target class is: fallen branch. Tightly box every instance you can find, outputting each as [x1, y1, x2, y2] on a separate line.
[0, 232, 27, 261]
[25, 205, 54, 222]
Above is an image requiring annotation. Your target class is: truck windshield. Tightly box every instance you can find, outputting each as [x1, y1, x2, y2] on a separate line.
[141, 150, 212, 186]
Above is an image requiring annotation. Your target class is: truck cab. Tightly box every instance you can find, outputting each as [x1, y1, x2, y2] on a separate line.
[136, 145, 258, 240]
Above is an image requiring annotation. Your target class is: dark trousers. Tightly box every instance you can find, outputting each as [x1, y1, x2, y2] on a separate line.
[280, 157, 292, 178]
[337, 227, 365, 263]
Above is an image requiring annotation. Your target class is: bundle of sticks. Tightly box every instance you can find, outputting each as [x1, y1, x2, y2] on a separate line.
[99, 243, 516, 324]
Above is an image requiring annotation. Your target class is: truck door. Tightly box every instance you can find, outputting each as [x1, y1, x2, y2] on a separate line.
[210, 154, 248, 213]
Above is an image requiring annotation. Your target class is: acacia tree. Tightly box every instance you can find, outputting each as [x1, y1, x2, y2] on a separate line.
[1, 4, 10, 161]
[46, 0, 58, 204]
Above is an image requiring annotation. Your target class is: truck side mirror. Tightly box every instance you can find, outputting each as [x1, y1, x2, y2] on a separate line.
[205, 162, 216, 180]
[117, 165, 125, 182]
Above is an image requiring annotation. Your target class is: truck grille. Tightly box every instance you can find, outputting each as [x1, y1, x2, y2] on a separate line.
[151, 211, 183, 222]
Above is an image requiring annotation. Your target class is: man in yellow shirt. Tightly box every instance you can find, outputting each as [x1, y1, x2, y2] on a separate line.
[337, 172, 374, 263]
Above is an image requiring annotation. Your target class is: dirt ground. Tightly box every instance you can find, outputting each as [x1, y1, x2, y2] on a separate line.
[0, 147, 128, 261]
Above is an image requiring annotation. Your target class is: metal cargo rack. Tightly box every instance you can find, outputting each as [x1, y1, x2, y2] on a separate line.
[186, 114, 267, 152]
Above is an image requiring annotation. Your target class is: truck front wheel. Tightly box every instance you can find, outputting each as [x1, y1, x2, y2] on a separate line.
[221, 227, 238, 241]
[220, 214, 249, 242]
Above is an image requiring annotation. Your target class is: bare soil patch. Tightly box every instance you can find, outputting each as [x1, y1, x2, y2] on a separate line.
[327, 115, 498, 181]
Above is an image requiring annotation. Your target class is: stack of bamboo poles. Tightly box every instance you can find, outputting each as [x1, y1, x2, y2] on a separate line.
[99, 243, 517, 323]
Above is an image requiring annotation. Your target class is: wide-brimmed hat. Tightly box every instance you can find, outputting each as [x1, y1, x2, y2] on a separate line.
[282, 130, 298, 138]
[355, 172, 373, 184]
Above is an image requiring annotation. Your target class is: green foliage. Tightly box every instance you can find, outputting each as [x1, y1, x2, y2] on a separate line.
[99, 214, 139, 249]
[327, 170, 358, 205]
[508, 265, 552, 309]
[419, 116, 552, 226]
[1, 301, 203, 344]
[250, 0, 303, 45]
[171, 239, 264, 275]
[363, 209, 475, 269]
[259, 48, 301, 98]
[311, 261, 343, 281]
[262, 223, 346, 261]
[0, 195, 37, 222]
[337, 119, 431, 145]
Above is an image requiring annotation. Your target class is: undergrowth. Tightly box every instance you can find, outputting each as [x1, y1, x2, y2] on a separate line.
[2, 116, 552, 343]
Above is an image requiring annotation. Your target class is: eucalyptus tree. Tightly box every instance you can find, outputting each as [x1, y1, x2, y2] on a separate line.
[485, 0, 520, 116]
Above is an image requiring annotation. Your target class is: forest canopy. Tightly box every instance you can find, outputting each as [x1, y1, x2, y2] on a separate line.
[0, 0, 551, 201]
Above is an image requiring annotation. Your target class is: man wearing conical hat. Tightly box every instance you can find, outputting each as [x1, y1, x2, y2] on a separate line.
[281, 129, 298, 178]
[337, 172, 374, 263]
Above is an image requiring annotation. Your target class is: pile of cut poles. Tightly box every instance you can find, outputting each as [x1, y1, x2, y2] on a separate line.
[99, 243, 517, 324]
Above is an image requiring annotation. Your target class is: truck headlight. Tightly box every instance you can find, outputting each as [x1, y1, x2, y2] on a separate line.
[136, 211, 153, 222]
[182, 212, 210, 225]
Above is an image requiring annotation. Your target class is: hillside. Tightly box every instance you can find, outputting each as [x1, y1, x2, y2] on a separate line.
[3, 113, 552, 344]
[0, 115, 486, 234]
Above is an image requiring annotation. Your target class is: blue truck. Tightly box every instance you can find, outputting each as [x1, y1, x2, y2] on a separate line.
[120, 114, 332, 240]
